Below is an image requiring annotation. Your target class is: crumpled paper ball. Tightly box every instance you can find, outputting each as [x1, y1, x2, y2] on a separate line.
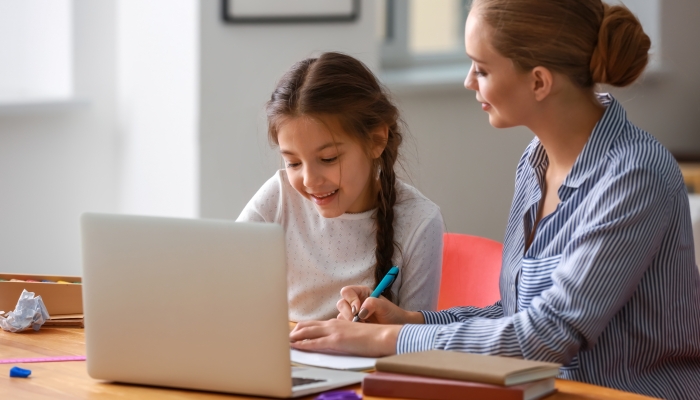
[0, 289, 50, 332]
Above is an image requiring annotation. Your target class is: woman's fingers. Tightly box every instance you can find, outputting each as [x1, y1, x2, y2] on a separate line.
[290, 335, 347, 355]
[290, 320, 328, 342]
[289, 319, 401, 357]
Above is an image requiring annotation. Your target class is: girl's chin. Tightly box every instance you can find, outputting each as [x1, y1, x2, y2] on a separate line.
[314, 206, 344, 218]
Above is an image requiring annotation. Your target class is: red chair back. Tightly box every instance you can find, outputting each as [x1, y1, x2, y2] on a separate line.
[438, 233, 503, 310]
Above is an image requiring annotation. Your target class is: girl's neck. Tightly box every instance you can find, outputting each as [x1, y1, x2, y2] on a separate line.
[528, 90, 605, 176]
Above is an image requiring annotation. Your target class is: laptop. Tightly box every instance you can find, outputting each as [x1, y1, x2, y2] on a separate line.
[80, 213, 366, 398]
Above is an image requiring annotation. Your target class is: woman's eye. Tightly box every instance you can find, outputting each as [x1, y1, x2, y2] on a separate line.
[286, 162, 301, 168]
[321, 157, 338, 163]
[474, 69, 486, 77]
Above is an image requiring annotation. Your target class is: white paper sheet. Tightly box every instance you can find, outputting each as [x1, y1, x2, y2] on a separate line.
[290, 349, 377, 371]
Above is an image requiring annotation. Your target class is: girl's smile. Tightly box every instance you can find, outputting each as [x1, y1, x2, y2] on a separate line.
[308, 189, 339, 205]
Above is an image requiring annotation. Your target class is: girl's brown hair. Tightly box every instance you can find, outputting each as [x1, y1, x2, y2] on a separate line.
[266, 52, 403, 302]
[472, 0, 651, 87]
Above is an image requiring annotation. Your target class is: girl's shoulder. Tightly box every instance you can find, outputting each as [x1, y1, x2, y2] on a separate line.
[242, 169, 314, 222]
[394, 181, 443, 222]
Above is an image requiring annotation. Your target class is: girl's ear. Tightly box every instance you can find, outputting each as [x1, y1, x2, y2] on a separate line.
[531, 66, 553, 102]
[370, 124, 389, 159]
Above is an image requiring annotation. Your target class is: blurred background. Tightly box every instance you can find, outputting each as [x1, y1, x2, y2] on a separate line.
[0, 0, 698, 276]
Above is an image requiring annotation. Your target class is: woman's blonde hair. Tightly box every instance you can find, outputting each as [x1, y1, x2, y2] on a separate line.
[472, 0, 651, 87]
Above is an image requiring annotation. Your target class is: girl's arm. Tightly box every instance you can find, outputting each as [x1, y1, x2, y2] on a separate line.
[394, 207, 444, 312]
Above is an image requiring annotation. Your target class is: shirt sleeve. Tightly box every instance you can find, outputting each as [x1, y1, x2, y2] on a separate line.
[397, 165, 673, 362]
[236, 172, 284, 223]
[394, 207, 444, 312]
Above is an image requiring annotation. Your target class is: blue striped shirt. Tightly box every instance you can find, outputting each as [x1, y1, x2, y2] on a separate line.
[397, 94, 700, 399]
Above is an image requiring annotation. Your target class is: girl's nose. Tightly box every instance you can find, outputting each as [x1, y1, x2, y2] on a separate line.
[303, 165, 323, 188]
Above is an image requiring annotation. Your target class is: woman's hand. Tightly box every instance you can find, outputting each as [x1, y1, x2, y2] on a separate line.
[335, 285, 426, 325]
[290, 318, 401, 357]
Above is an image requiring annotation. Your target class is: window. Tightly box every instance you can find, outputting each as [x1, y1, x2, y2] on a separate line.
[0, 0, 73, 103]
[377, 0, 661, 89]
[378, 0, 471, 69]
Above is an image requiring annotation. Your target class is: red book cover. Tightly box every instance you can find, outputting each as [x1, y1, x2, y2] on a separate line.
[362, 372, 556, 400]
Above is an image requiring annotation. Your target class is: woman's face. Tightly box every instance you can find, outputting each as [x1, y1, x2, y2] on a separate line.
[463, 9, 535, 128]
[277, 115, 378, 218]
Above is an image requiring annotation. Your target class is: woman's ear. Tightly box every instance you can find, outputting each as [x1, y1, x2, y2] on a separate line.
[531, 66, 553, 102]
[370, 124, 389, 159]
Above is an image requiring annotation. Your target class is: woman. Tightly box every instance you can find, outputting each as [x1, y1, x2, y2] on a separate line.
[289, 1, 700, 398]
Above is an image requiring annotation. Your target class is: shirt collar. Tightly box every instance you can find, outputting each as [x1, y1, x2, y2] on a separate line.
[526, 93, 626, 190]
[563, 93, 625, 189]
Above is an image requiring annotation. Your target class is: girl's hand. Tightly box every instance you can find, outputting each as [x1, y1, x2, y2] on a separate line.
[290, 319, 401, 357]
[335, 285, 425, 325]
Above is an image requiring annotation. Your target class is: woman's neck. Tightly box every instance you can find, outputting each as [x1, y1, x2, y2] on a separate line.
[528, 90, 605, 176]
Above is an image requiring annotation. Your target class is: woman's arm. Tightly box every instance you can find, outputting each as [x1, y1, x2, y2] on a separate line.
[294, 165, 672, 360]
[398, 165, 672, 361]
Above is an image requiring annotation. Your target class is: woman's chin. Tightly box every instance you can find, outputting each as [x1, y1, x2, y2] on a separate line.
[488, 115, 515, 129]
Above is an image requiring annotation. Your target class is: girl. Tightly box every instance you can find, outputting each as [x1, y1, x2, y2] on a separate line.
[289, 1, 700, 399]
[237, 52, 443, 322]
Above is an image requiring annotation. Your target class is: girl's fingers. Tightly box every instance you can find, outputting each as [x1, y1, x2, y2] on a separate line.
[339, 285, 371, 317]
[336, 298, 354, 320]
[357, 297, 382, 320]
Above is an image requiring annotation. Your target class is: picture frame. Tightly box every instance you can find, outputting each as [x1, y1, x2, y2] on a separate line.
[222, 0, 360, 24]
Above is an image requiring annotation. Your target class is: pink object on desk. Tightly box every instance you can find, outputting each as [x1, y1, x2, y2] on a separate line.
[0, 355, 86, 364]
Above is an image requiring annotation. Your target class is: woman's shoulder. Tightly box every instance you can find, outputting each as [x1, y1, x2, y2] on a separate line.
[608, 123, 685, 194]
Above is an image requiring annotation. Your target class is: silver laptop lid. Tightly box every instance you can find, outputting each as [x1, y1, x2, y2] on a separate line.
[81, 213, 293, 397]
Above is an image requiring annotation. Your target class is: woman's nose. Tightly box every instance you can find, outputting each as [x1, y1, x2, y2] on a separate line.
[465, 63, 476, 90]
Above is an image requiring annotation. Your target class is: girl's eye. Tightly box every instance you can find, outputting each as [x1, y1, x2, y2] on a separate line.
[286, 162, 301, 168]
[321, 156, 338, 163]
[474, 69, 486, 77]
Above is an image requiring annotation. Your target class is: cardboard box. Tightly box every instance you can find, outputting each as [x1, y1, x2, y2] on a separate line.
[0, 273, 82, 316]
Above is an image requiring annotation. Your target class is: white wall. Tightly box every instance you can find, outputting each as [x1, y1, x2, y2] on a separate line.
[0, 0, 119, 275]
[395, 89, 532, 241]
[0, 0, 697, 277]
[198, 0, 378, 219]
[117, 0, 198, 218]
[607, 0, 700, 154]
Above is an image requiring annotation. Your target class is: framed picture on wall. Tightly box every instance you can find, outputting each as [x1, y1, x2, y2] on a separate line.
[222, 0, 360, 24]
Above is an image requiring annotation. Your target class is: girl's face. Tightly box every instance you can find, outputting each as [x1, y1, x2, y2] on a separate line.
[463, 9, 535, 128]
[277, 115, 381, 218]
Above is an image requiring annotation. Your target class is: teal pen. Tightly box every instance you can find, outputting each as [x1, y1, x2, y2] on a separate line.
[352, 266, 399, 322]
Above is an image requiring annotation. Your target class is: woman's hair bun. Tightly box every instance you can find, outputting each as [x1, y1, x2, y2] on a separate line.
[590, 3, 651, 87]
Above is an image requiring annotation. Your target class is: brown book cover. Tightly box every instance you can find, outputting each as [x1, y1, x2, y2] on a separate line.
[363, 372, 556, 400]
[375, 350, 561, 386]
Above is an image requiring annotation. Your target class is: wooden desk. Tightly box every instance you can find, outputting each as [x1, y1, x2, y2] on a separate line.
[1, 328, 657, 399]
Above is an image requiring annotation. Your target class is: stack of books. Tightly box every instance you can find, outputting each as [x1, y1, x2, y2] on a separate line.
[43, 314, 84, 328]
[363, 350, 561, 400]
